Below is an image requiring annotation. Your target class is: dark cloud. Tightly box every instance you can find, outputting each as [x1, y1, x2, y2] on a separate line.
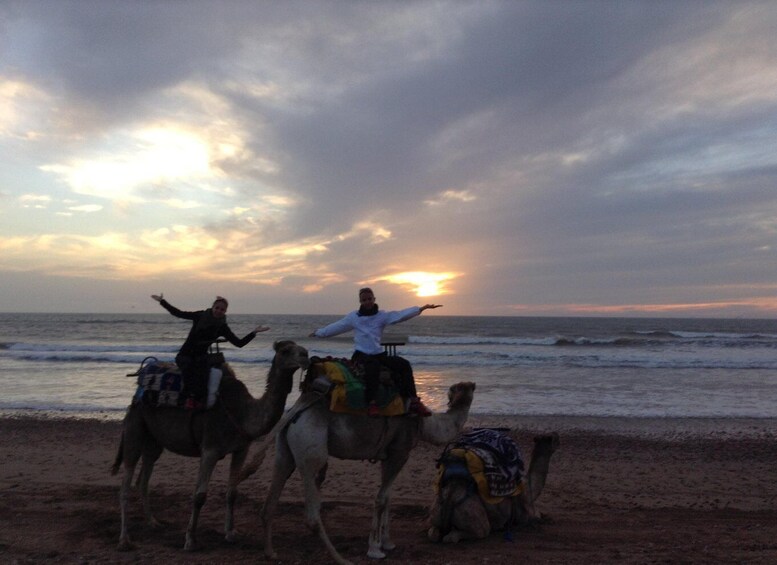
[2, 1, 777, 314]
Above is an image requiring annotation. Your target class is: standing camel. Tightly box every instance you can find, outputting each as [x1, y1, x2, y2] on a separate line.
[111, 339, 309, 551]
[427, 432, 560, 543]
[261, 380, 477, 564]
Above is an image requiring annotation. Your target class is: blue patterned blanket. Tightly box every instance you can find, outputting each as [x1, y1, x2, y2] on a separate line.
[447, 428, 525, 497]
[133, 361, 185, 408]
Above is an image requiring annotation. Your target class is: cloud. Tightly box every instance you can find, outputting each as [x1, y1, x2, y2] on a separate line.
[1, 2, 777, 315]
[67, 204, 102, 213]
[424, 189, 476, 207]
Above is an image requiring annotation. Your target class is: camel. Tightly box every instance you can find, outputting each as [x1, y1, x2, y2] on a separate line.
[427, 432, 560, 543]
[261, 380, 477, 564]
[111, 339, 309, 551]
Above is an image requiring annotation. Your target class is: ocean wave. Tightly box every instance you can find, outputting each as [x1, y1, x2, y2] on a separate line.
[406, 354, 777, 371]
[2, 347, 276, 365]
[8, 342, 179, 353]
[409, 332, 777, 348]
[408, 335, 559, 346]
[7, 346, 777, 373]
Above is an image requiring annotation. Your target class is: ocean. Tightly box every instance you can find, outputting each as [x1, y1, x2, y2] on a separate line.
[1, 313, 776, 420]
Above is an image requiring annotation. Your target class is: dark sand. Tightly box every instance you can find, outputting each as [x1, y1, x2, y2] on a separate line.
[1, 414, 776, 564]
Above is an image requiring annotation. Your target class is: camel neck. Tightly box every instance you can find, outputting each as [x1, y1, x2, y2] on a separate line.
[241, 368, 294, 437]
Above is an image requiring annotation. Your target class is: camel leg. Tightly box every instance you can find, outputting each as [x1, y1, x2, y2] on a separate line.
[224, 447, 248, 542]
[427, 493, 443, 542]
[443, 498, 491, 542]
[137, 445, 164, 529]
[184, 451, 220, 551]
[282, 420, 351, 565]
[298, 458, 352, 565]
[118, 453, 139, 551]
[368, 456, 406, 558]
[117, 408, 147, 551]
[262, 433, 297, 560]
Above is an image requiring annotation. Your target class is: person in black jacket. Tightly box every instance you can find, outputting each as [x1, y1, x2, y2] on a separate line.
[151, 293, 269, 408]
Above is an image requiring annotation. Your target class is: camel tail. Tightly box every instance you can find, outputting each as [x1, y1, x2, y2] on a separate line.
[110, 435, 124, 476]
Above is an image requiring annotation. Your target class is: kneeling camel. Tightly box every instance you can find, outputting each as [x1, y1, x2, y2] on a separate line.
[428, 432, 560, 543]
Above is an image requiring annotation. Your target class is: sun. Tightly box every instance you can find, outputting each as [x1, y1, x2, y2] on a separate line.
[380, 271, 459, 297]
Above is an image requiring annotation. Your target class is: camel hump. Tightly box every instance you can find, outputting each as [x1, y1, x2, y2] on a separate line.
[437, 428, 525, 501]
[302, 358, 405, 417]
[131, 362, 226, 410]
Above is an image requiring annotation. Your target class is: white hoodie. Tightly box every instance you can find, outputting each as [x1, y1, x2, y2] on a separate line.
[312, 306, 421, 355]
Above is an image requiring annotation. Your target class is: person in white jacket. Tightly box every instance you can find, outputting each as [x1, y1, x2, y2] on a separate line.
[309, 287, 442, 416]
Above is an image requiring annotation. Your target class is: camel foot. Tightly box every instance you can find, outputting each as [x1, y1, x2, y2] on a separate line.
[183, 539, 200, 552]
[304, 518, 317, 533]
[442, 530, 462, 543]
[537, 512, 554, 525]
[225, 529, 240, 543]
[381, 540, 396, 551]
[117, 538, 135, 552]
[428, 526, 441, 542]
[367, 546, 387, 559]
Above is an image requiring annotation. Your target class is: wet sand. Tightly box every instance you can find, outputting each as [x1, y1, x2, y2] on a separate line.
[1, 414, 776, 564]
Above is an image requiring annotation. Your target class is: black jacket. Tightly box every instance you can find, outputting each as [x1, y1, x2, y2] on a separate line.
[159, 299, 256, 358]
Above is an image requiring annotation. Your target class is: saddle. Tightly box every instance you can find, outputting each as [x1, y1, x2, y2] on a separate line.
[434, 428, 526, 504]
[304, 357, 406, 416]
[129, 357, 224, 410]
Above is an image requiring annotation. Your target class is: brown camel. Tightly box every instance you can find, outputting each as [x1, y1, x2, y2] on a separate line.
[261, 379, 477, 564]
[111, 339, 309, 551]
[427, 432, 560, 543]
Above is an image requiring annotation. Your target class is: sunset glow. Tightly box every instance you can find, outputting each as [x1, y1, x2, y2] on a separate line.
[380, 272, 460, 297]
[1, 4, 776, 316]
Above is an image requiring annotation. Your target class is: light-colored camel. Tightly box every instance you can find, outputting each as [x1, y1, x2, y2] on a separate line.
[261, 380, 477, 564]
[427, 432, 560, 543]
[111, 339, 309, 551]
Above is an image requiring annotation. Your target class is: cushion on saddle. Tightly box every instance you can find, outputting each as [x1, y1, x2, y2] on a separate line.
[435, 428, 525, 504]
[132, 361, 223, 409]
[133, 361, 185, 407]
[312, 358, 405, 417]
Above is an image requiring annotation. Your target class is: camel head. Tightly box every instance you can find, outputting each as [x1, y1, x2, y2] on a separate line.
[268, 340, 310, 394]
[447, 381, 476, 410]
[533, 432, 560, 457]
[420, 382, 476, 445]
[272, 340, 310, 372]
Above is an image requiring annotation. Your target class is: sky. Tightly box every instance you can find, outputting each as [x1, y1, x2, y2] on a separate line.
[1, 1, 777, 317]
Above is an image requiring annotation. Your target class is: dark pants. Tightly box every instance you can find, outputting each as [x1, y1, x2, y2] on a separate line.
[176, 353, 208, 402]
[351, 351, 417, 404]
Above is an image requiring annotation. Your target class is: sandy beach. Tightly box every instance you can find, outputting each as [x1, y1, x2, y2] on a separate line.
[1, 413, 776, 564]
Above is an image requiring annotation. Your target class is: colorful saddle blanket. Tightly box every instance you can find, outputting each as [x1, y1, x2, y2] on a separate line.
[133, 360, 186, 408]
[309, 357, 405, 416]
[436, 428, 525, 503]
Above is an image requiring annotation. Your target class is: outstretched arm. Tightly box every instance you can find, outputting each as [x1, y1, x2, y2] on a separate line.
[222, 324, 269, 348]
[309, 314, 354, 339]
[151, 294, 197, 320]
